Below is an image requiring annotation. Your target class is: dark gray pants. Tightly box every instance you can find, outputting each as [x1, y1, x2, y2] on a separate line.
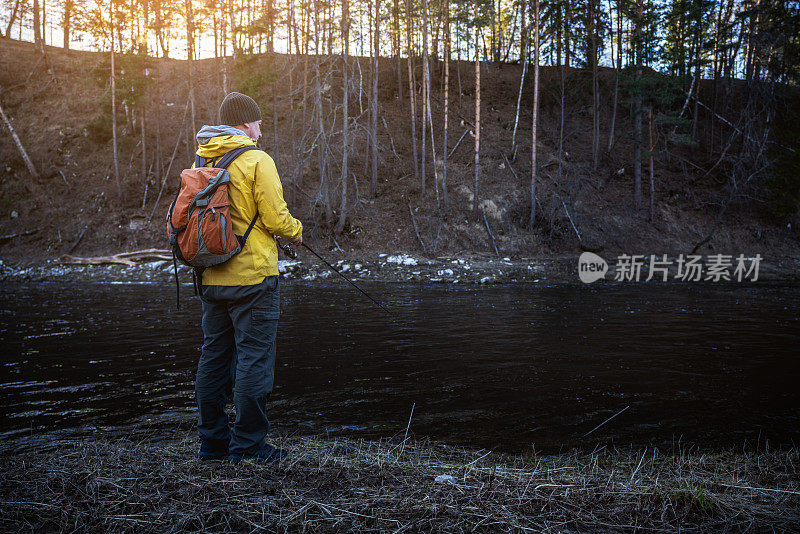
[196, 276, 280, 454]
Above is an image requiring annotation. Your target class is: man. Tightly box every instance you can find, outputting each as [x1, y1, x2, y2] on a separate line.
[194, 92, 302, 464]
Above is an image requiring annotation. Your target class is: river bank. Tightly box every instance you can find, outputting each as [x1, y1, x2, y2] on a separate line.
[3, 39, 800, 273]
[1, 250, 799, 285]
[0, 428, 797, 532]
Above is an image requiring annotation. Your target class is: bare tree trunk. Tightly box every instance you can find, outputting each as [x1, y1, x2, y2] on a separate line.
[370, 0, 380, 198]
[420, 0, 428, 197]
[212, 9, 218, 57]
[404, 0, 419, 185]
[327, 1, 333, 55]
[139, 0, 150, 55]
[312, 0, 332, 220]
[186, 0, 197, 141]
[607, 0, 621, 153]
[555, 1, 561, 66]
[291, 0, 301, 55]
[336, 0, 350, 234]
[588, 0, 599, 170]
[564, 0, 571, 68]
[472, 1, 480, 221]
[529, 0, 539, 228]
[648, 106, 655, 221]
[431, 4, 439, 65]
[423, 0, 438, 207]
[41, 0, 46, 47]
[62, 0, 72, 49]
[33, 0, 42, 48]
[394, 0, 403, 101]
[110, 1, 122, 204]
[222, 56, 229, 96]
[558, 44, 565, 188]
[744, 0, 756, 83]
[315, 81, 331, 220]
[442, 0, 449, 216]
[302, 5, 309, 125]
[633, 0, 643, 211]
[141, 103, 147, 185]
[457, 20, 462, 108]
[229, 0, 238, 58]
[155, 72, 163, 184]
[420, 0, 438, 203]
[155, 3, 169, 58]
[287, 0, 297, 207]
[219, 1, 229, 91]
[691, 31, 702, 141]
[4, 0, 21, 38]
[490, 0, 496, 62]
[511, 0, 527, 156]
[501, 1, 518, 63]
[272, 84, 279, 167]
[710, 1, 720, 157]
[287, 0, 295, 62]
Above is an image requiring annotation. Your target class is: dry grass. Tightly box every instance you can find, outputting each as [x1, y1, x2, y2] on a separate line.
[1, 429, 798, 532]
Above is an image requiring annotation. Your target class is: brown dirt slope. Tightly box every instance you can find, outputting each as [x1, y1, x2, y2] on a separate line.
[1, 38, 798, 264]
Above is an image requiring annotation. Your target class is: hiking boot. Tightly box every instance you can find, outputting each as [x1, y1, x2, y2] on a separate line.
[228, 444, 288, 464]
[199, 438, 229, 461]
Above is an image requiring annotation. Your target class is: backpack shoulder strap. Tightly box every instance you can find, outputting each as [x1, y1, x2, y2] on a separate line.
[215, 145, 261, 170]
[215, 145, 263, 247]
[240, 213, 260, 245]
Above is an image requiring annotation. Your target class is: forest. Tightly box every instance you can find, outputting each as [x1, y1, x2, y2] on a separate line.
[2, 4, 800, 531]
[0, 0, 798, 259]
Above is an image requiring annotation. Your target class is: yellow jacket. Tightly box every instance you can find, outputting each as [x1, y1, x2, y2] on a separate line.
[195, 134, 302, 286]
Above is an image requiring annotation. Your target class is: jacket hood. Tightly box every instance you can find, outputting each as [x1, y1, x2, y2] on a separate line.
[195, 125, 256, 158]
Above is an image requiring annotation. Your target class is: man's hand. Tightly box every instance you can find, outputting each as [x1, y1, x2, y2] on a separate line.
[292, 234, 303, 247]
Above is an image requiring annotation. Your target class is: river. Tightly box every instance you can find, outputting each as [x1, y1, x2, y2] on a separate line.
[1, 280, 798, 452]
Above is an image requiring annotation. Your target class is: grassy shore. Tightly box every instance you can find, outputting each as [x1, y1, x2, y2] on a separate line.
[1, 430, 798, 532]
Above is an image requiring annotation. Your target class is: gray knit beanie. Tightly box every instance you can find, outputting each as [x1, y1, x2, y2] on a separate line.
[219, 92, 262, 126]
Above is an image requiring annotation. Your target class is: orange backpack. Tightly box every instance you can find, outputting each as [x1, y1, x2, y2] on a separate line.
[166, 146, 259, 305]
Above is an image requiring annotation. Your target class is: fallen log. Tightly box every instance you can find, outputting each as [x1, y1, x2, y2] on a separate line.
[407, 202, 427, 254]
[481, 208, 499, 257]
[0, 229, 37, 246]
[57, 254, 138, 267]
[0, 96, 39, 180]
[114, 249, 172, 259]
[67, 226, 87, 254]
[57, 249, 172, 267]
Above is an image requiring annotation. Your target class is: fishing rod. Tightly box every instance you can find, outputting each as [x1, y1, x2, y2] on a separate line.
[275, 236, 392, 316]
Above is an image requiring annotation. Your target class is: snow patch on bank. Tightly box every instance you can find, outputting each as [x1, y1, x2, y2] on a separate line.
[385, 254, 418, 266]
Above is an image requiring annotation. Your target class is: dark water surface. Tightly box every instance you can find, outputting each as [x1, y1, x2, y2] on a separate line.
[1, 280, 798, 452]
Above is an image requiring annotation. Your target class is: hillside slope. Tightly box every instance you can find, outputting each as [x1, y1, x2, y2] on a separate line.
[1, 39, 798, 265]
